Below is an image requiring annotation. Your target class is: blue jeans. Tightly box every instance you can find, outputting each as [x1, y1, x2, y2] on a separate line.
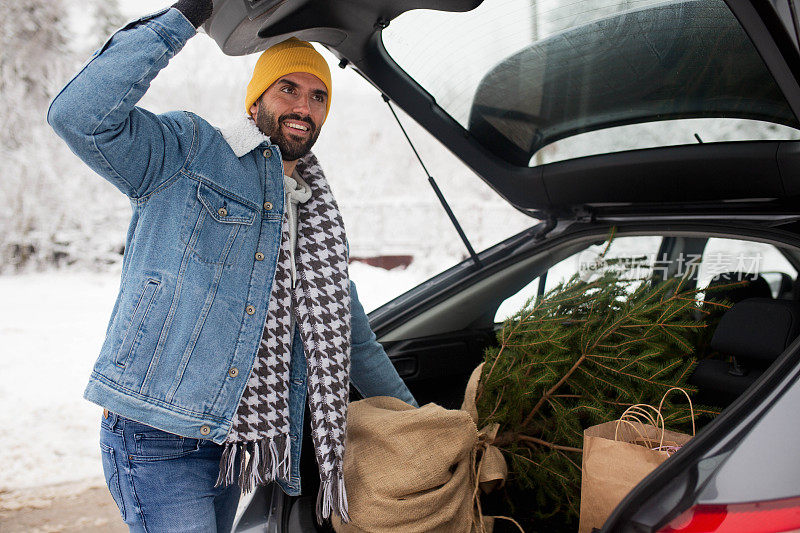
[100, 411, 241, 532]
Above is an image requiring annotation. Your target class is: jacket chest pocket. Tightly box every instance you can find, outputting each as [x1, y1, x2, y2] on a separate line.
[180, 182, 257, 266]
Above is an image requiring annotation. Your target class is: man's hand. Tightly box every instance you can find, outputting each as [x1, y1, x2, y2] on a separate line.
[172, 0, 213, 28]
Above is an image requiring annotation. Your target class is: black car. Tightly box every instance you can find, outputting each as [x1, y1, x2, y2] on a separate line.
[206, 0, 800, 531]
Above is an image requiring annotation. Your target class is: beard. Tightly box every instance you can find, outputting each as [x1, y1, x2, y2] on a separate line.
[253, 103, 320, 162]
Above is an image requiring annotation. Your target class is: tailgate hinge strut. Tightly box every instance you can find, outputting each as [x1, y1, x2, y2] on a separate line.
[383, 95, 481, 268]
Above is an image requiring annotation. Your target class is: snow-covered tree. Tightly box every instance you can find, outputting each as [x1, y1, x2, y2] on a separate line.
[0, 0, 71, 148]
[0, 0, 69, 269]
[90, 0, 125, 49]
[0, 0, 129, 271]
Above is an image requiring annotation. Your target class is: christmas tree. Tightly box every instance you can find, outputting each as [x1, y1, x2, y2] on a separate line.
[476, 250, 724, 531]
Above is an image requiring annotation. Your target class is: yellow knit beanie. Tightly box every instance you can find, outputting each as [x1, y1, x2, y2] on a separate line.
[245, 38, 332, 121]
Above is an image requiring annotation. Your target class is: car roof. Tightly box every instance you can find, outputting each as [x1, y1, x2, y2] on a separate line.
[206, 0, 800, 218]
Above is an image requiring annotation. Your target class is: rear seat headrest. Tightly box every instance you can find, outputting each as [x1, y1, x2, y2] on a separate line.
[706, 272, 772, 303]
[710, 298, 800, 363]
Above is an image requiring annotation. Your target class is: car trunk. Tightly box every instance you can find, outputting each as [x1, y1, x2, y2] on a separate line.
[370, 219, 800, 531]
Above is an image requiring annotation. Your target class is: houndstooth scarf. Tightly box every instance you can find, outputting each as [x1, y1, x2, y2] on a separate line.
[215, 152, 351, 523]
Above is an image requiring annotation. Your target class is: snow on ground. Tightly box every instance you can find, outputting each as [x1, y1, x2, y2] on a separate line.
[0, 263, 442, 492]
[0, 271, 119, 491]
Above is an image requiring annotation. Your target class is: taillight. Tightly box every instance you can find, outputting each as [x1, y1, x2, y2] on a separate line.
[658, 497, 800, 532]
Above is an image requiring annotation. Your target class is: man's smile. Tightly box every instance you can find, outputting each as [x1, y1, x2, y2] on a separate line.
[284, 120, 309, 131]
[283, 119, 312, 136]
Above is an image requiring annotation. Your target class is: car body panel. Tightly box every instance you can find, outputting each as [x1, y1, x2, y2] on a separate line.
[697, 374, 800, 505]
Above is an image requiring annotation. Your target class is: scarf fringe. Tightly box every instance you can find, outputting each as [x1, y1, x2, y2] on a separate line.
[316, 471, 349, 524]
[282, 437, 291, 479]
[214, 436, 291, 492]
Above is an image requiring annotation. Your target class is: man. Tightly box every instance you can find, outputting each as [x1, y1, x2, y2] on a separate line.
[47, 1, 416, 531]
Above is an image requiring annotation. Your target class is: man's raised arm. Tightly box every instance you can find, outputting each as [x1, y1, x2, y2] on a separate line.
[47, 2, 211, 199]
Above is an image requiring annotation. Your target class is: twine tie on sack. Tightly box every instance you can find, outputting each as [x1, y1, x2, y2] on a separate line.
[464, 364, 525, 533]
[470, 421, 525, 533]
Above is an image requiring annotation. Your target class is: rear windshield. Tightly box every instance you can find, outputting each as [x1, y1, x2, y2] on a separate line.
[383, 0, 800, 167]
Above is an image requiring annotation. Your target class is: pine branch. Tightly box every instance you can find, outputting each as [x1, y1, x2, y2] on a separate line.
[520, 436, 583, 453]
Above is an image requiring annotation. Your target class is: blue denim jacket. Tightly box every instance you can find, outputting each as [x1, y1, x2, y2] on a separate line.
[47, 7, 416, 496]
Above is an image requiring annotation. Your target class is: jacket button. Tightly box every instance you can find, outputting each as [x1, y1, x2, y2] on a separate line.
[263, 202, 273, 211]
[255, 252, 265, 261]
[217, 207, 228, 217]
[200, 425, 211, 436]
[246, 305, 256, 315]
[228, 367, 239, 378]
[263, 149, 271, 158]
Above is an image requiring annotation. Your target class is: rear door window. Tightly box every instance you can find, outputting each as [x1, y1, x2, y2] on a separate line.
[383, 0, 800, 167]
[494, 235, 663, 322]
[494, 235, 798, 322]
[697, 238, 797, 297]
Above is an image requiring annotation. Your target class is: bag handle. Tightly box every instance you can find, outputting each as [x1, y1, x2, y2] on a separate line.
[658, 387, 695, 438]
[614, 387, 695, 450]
[614, 404, 664, 448]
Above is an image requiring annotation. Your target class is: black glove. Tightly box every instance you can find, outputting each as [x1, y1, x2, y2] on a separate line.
[172, 0, 213, 28]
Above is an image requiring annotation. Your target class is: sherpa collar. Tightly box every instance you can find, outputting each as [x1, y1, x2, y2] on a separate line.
[218, 115, 270, 158]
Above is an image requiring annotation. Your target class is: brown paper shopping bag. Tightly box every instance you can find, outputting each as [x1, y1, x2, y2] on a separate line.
[578, 390, 694, 533]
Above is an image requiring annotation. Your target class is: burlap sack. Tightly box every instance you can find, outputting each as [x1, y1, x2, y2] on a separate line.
[333, 364, 507, 533]
[578, 418, 692, 533]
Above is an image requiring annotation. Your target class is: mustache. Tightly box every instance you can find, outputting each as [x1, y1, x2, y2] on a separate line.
[279, 113, 316, 135]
